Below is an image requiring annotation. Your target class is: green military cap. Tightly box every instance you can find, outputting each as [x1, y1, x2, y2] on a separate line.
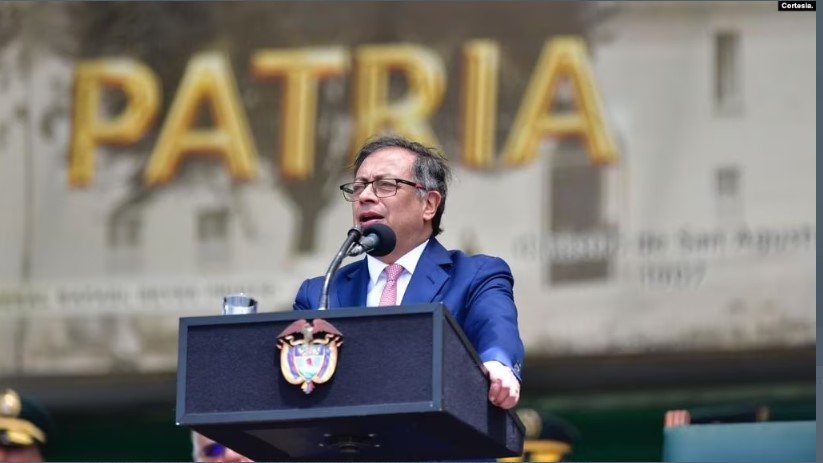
[0, 388, 53, 447]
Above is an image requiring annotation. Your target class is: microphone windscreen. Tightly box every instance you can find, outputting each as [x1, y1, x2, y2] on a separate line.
[362, 223, 396, 257]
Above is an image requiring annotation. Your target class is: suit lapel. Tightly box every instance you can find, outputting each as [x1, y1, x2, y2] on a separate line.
[334, 260, 369, 309]
[403, 239, 452, 304]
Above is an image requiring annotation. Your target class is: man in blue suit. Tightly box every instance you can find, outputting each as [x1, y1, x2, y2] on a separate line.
[293, 135, 524, 410]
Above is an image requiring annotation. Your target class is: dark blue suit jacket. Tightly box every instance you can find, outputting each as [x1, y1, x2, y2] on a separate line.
[293, 238, 524, 379]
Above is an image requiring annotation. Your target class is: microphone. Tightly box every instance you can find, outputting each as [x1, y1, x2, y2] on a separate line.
[348, 223, 396, 257]
[318, 225, 363, 310]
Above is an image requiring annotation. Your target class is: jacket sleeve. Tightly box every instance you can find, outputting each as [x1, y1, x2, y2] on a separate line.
[462, 256, 525, 381]
[293, 278, 314, 311]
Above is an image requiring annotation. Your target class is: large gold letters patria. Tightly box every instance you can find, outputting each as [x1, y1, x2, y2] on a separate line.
[67, 37, 618, 187]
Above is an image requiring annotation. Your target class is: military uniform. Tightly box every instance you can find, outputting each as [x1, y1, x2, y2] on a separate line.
[0, 388, 53, 462]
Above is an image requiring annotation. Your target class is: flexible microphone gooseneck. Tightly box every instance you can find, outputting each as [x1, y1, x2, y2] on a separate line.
[319, 225, 363, 310]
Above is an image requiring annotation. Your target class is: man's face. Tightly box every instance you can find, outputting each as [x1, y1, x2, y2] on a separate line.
[0, 444, 43, 462]
[193, 433, 252, 462]
[352, 147, 440, 262]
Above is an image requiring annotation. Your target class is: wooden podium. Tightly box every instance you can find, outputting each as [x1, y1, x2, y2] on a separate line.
[176, 303, 524, 461]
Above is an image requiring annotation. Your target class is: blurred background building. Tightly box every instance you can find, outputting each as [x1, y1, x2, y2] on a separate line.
[0, 1, 815, 461]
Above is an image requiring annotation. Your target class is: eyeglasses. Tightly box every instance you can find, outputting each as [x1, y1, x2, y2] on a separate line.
[339, 178, 424, 202]
[200, 442, 226, 458]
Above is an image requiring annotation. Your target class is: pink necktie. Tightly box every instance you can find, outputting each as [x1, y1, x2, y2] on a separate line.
[379, 264, 404, 306]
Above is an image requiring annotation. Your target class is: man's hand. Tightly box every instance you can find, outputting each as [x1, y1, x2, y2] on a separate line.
[483, 360, 520, 410]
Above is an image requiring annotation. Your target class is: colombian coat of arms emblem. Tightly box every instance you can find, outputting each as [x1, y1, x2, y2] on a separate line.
[276, 319, 343, 394]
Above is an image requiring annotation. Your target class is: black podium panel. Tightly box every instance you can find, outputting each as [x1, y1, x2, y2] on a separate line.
[177, 304, 524, 461]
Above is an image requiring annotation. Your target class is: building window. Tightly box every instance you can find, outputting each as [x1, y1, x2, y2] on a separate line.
[716, 165, 740, 198]
[715, 165, 744, 224]
[107, 212, 142, 273]
[109, 215, 141, 248]
[714, 31, 742, 114]
[198, 209, 229, 243]
[197, 208, 230, 269]
[546, 139, 611, 285]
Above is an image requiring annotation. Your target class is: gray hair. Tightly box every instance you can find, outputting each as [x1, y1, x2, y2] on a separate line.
[352, 135, 452, 237]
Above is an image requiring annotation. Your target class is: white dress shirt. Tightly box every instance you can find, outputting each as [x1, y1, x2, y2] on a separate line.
[365, 240, 429, 306]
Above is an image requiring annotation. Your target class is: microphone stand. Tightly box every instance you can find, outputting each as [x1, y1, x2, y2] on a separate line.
[319, 225, 362, 310]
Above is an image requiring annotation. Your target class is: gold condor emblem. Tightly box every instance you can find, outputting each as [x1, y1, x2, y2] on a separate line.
[276, 319, 343, 394]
